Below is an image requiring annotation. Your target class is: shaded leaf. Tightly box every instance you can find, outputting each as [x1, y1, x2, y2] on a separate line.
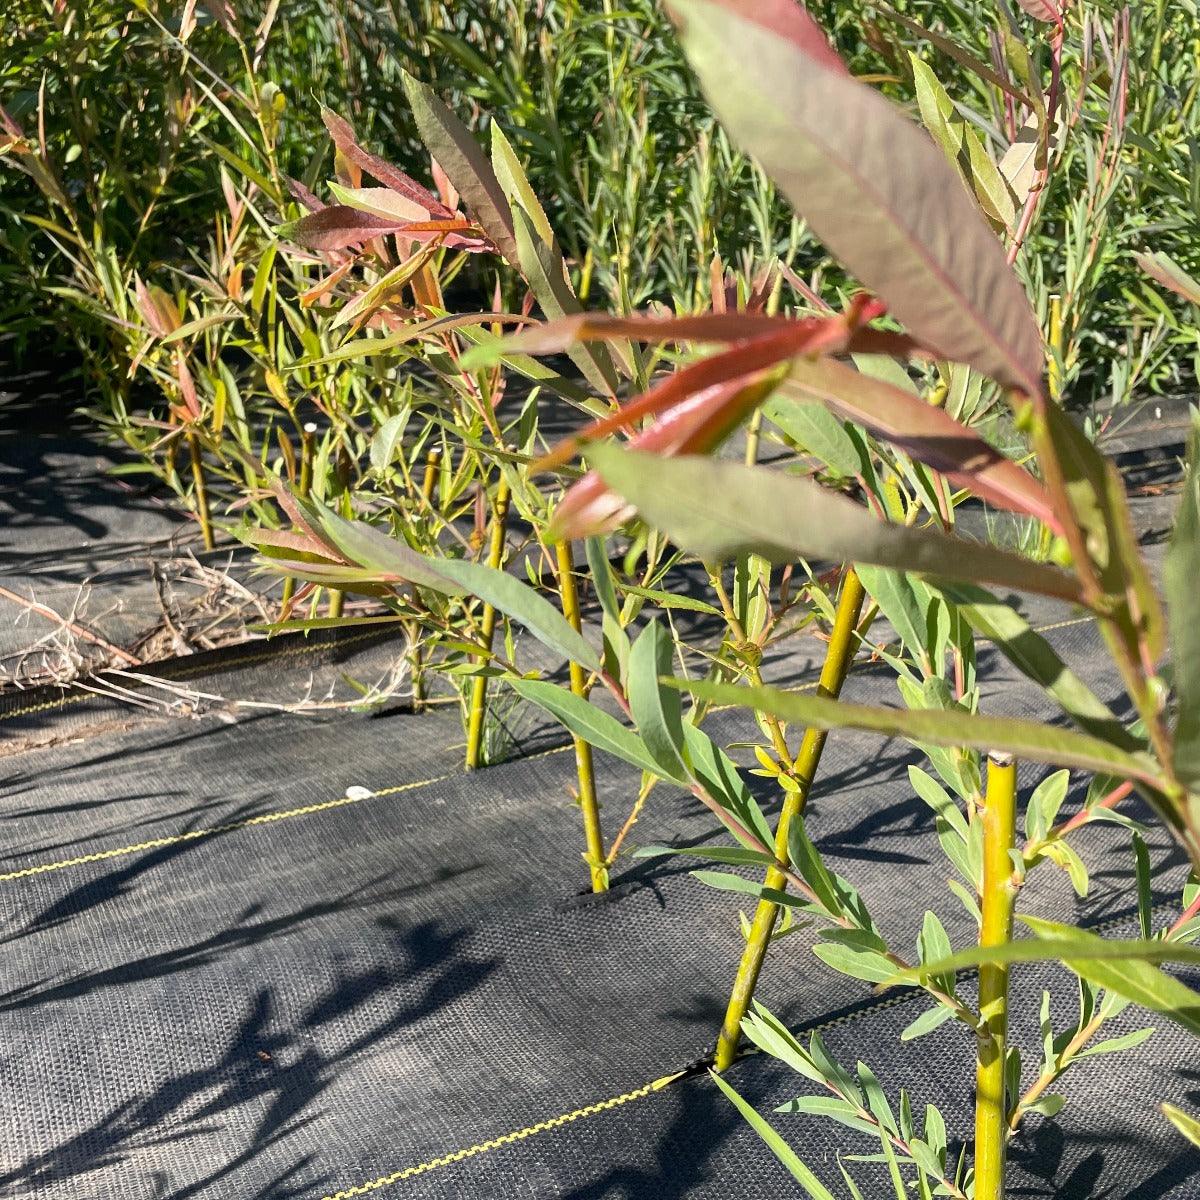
[1165, 416, 1200, 787]
[586, 447, 1084, 604]
[780, 357, 1057, 528]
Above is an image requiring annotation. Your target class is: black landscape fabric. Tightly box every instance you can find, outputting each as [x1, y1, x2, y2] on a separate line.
[0, 401, 1198, 1199]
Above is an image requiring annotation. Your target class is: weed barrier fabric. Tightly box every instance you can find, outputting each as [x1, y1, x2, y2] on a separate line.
[1, 407, 1196, 1198]
[1, 603, 1198, 1199]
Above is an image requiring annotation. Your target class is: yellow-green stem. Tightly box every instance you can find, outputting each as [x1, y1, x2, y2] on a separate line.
[410, 447, 442, 710]
[714, 567, 866, 1071]
[975, 752, 1018, 1200]
[556, 540, 608, 892]
[465, 477, 511, 770]
[327, 485, 351, 619]
[281, 425, 315, 612]
[188, 431, 215, 552]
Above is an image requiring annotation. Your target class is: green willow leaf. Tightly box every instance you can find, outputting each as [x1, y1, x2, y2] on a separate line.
[512, 208, 621, 395]
[633, 844, 776, 868]
[1165, 417, 1200, 787]
[588, 448, 1083, 604]
[304, 500, 466, 595]
[508, 678, 666, 777]
[710, 1072, 839, 1200]
[671, 0, 1044, 395]
[683, 723, 775, 849]
[779, 357, 1056, 527]
[937, 582, 1141, 751]
[670, 677, 1167, 788]
[884, 921, 1200, 1040]
[434, 558, 599, 671]
[1163, 1103, 1200, 1150]
[910, 53, 1015, 231]
[628, 619, 689, 780]
[490, 123, 555, 245]
[400, 71, 518, 264]
[900, 1005, 954, 1042]
[762, 394, 859, 476]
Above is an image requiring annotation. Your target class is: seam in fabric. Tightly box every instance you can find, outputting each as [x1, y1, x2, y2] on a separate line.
[0, 744, 578, 884]
[319, 901, 1176, 1199]
[318, 1071, 685, 1199]
[0, 615, 1098, 885]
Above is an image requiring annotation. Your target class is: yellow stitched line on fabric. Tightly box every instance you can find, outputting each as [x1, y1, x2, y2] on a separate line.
[0, 613, 1098, 885]
[318, 897, 1170, 1199]
[0, 628, 397, 723]
[0, 743, 577, 884]
[319, 990, 921, 1200]
[319, 1071, 685, 1200]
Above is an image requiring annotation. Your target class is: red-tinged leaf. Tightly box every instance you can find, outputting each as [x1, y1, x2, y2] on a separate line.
[284, 175, 324, 214]
[1136, 252, 1200, 306]
[246, 527, 343, 561]
[465, 312, 802, 364]
[401, 72, 519, 265]
[537, 319, 855, 471]
[322, 109, 452, 217]
[671, 0, 1045, 396]
[551, 371, 785, 538]
[134, 276, 177, 338]
[300, 259, 354, 308]
[282, 206, 407, 251]
[780, 356, 1061, 531]
[1013, 0, 1061, 22]
[175, 351, 200, 420]
[669, 0, 849, 75]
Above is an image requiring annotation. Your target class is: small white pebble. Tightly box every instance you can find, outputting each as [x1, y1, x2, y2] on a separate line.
[304, 421, 318, 434]
[345, 785, 373, 801]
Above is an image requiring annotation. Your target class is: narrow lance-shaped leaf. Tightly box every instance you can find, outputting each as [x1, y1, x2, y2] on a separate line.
[585, 446, 1084, 604]
[780, 321, 1058, 529]
[434, 558, 600, 671]
[669, 677, 1167, 789]
[1035, 401, 1165, 671]
[763, 395, 859, 476]
[884, 917, 1200, 1039]
[509, 678, 669, 778]
[279, 207, 408, 251]
[400, 72, 519, 264]
[910, 53, 1015, 232]
[628, 619, 689, 780]
[936, 581, 1143, 752]
[709, 1072, 840, 1200]
[511, 208, 621, 395]
[321, 108, 451, 215]
[1136, 252, 1200, 306]
[490, 124, 555, 246]
[670, 0, 1044, 395]
[1165, 415, 1200, 788]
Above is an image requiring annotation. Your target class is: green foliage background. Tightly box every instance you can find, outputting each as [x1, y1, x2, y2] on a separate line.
[2, 0, 1198, 411]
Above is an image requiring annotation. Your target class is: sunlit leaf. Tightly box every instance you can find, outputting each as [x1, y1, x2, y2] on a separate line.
[781, 351, 1057, 528]
[671, 0, 1044, 394]
[670, 677, 1167, 788]
[401, 71, 518, 263]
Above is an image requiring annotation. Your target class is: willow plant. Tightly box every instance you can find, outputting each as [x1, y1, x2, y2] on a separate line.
[457, 0, 1200, 1192]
